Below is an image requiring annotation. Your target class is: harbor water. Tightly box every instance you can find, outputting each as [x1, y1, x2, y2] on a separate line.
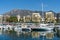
[0, 31, 60, 40]
[0, 23, 60, 40]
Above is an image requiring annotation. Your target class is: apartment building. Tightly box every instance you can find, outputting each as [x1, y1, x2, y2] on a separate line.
[32, 13, 41, 23]
[45, 12, 56, 23]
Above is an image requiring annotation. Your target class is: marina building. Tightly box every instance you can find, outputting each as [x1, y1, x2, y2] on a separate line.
[45, 12, 56, 23]
[57, 13, 60, 23]
[23, 15, 31, 22]
[3, 15, 10, 23]
[23, 16, 26, 22]
[32, 13, 41, 23]
[16, 15, 20, 22]
[0, 15, 3, 24]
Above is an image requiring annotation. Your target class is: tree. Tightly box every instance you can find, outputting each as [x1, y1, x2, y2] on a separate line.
[6, 16, 18, 23]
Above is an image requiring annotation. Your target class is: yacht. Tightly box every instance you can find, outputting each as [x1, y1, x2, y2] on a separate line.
[0, 24, 9, 31]
[14, 25, 22, 32]
[39, 23, 54, 31]
[31, 3, 55, 32]
[6, 25, 13, 30]
[21, 24, 31, 32]
[0, 25, 4, 31]
[31, 23, 54, 32]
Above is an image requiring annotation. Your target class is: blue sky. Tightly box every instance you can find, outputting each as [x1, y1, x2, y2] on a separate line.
[0, 0, 60, 14]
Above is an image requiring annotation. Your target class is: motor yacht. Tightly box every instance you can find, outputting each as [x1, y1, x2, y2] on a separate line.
[14, 25, 22, 32]
[40, 23, 54, 31]
[31, 23, 54, 31]
[21, 24, 31, 32]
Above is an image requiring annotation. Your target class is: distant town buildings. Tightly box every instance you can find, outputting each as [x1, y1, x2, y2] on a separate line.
[0, 15, 3, 24]
[2, 11, 60, 23]
[3, 15, 10, 23]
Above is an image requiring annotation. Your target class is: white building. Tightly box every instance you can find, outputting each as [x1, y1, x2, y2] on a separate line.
[45, 12, 56, 23]
[32, 13, 41, 22]
[3, 15, 10, 23]
[16, 15, 20, 22]
[0, 15, 3, 24]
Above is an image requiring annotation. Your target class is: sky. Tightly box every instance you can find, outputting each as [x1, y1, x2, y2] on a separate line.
[0, 0, 60, 14]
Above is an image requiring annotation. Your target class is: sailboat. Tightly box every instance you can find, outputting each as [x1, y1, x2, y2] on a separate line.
[31, 3, 54, 32]
[39, 3, 54, 31]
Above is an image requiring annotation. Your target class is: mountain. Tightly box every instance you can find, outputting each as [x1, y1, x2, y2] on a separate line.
[3, 9, 56, 17]
[3, 9, 43, 17]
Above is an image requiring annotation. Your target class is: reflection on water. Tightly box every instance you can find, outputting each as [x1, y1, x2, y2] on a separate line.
[31, 32, 40, 38]
[46, 32, 54, 39]
[0, 31, 60, 40]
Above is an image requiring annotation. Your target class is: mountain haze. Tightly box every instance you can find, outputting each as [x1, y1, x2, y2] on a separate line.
[3, 9, 56, 17]
[3, 9, 42, 16]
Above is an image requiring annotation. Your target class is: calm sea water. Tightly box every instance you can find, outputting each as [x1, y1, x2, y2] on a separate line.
[0, 31, 60, 40]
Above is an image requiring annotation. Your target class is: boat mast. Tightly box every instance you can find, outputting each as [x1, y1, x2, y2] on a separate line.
[42, 3, 44, 23]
